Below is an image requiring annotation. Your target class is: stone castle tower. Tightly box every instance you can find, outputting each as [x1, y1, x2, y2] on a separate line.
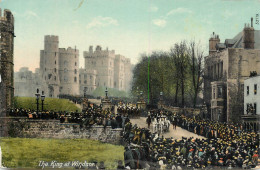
[59, 47, 79, 95]
[40, 35, 79, 97]
[83, 45, 132, 94]
[0, 9, 15, 113]
[40, 35, 60, 97]
[84, 45, 115, 89]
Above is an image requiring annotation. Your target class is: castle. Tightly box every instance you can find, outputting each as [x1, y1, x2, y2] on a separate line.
[0, 9, 15, 116]
[14, 36, 133, 97]
[204, 18, 260, 123]
[83, 45, 132, 94]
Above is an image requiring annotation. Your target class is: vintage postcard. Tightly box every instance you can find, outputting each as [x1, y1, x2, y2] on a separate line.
[0, 0, 259, 169]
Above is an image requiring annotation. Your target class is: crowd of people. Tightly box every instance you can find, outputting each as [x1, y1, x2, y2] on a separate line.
[8, 103, 260, 169]
[123, 109, 259, 169]
[117, 104, 141, 118]
[9, 106, 129, 129]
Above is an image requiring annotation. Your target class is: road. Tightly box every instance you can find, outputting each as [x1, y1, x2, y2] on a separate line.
[130, 117, 205, 140]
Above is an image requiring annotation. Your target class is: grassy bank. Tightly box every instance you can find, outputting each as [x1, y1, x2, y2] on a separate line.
[0, 138, 124, 169]
[14, 97, 81, 112]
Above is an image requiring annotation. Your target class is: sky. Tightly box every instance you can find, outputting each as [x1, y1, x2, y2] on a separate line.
[1, 0, 260, 72]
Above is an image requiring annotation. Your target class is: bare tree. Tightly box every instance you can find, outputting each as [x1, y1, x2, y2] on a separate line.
[188, 40, 204, 108]
[170, 41, 189, 107]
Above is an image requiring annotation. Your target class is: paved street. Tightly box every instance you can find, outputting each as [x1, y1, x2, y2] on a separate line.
[130, 117, 205, 140]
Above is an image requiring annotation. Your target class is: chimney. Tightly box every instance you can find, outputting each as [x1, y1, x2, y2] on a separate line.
[251, 17, 253, 27]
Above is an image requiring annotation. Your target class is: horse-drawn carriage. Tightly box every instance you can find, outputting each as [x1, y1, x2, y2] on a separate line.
[152, 116, 170, 134]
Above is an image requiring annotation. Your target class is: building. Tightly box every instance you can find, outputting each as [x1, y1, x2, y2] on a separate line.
[0, 8, 15, 113]
[79, 68, 97, 95]
[242, 75, 260, 132]
[204, 18, 260, 123]
[14, 36, 133, 98]
[39, 35, 79, 97]
[83, 45, 133, 94]
[14, 67, 43, 97]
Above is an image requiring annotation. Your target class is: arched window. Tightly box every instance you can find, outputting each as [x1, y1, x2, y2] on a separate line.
[74, 77, 77, 82]
[74, 69, 77, 74]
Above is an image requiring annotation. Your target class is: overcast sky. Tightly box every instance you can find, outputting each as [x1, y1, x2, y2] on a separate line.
[1, 0, 260, 72]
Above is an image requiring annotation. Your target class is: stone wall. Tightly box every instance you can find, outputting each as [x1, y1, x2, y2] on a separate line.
[0, 118, 123, 145]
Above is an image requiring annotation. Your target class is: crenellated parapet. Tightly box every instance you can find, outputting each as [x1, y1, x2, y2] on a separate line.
[59, 47, 79, 54]
[44, 35, 59, 43]
[0, 9, 14, 26]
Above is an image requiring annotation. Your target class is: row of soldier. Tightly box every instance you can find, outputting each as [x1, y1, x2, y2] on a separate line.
[117, 104, 141, 118]
[123, 109, 259, 169]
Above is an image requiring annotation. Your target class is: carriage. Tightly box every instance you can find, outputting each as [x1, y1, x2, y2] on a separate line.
[152, 116, 170, 134]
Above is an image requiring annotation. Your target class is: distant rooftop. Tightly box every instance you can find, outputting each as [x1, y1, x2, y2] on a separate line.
[226, 30, 260, 49]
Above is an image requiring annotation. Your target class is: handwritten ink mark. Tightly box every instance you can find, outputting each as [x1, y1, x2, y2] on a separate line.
[74, 0, 85, 11]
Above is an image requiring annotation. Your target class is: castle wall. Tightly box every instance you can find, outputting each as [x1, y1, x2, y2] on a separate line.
[14, 67, 45, 97]
[124, 59, 133, 92]
[59, 47, 79, 96]
[79, 69, 96, 95]
[114, 55, 125, 91]
[0, 118, 122, 145]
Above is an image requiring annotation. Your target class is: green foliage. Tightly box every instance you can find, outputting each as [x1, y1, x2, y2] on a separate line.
[92, 86, 129, 98]
[132, 41, 203, 107]
[0, 138, 124, 169]
[14, 97, 81, 112]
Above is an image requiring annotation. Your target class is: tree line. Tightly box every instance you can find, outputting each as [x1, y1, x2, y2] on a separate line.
[131, 41, 204, 108]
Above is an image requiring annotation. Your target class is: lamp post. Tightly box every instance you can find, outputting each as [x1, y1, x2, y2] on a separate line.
[160, 92, 163, 100]
[140, 91, 143, 101]
[35, 88, 40, 115]
[105, 87, 108, 99]
[159, 91, 163, 109]
[84, 89, 87, 98]
[41, 91, 45, 111]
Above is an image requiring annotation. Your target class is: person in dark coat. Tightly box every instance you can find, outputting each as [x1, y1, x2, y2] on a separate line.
[124, 147, 135, 169]
[146, 115, 152, 129]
